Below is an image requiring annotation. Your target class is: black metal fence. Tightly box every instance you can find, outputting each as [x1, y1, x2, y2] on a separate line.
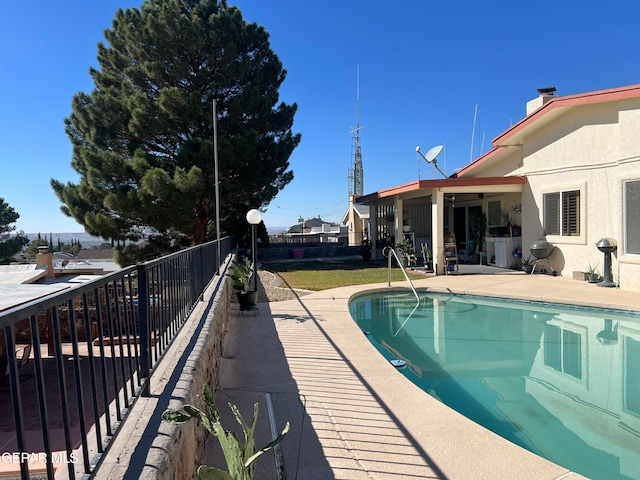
[0, 237, 233, 479]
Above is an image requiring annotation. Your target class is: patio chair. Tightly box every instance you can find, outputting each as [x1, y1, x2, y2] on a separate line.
[460, 240, 476, 263]
[444, 235, 459, 274]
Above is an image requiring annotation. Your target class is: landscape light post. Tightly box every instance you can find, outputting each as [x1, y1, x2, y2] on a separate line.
[246, 209, 262, 292]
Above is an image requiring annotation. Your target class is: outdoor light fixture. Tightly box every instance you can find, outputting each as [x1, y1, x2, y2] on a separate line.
[246, 209, 262, 292]
[246, 209, 262, 226]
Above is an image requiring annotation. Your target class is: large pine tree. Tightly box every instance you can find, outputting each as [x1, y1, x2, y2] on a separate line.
[51, 0, 300, 263]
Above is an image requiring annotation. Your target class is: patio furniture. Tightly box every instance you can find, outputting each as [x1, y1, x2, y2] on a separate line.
[444, 235, 459, 274]
[460, 240, 476, 263]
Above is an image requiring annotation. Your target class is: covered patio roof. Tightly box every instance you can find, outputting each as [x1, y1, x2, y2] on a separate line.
[356, 176, 525, 204]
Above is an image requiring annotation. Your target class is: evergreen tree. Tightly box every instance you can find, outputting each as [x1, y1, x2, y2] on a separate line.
[24, 239, 50, 261]
[51, 0, 300, 264]
[0, 198, 29, 263]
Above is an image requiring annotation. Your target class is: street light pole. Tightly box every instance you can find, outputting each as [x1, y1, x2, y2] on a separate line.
[246, 209, 262, 292]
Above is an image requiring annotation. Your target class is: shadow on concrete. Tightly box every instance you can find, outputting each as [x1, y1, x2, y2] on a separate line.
[209, 302, 334, 480]
[272, 293, 450, 480]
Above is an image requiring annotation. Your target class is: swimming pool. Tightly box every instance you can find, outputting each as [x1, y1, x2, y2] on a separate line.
[349, 290, 640, 480]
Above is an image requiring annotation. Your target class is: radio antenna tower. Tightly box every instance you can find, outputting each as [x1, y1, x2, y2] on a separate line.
[348, 66, 364, 197]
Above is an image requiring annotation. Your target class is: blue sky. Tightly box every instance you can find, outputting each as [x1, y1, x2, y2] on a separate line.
[1, 1, 639, 234]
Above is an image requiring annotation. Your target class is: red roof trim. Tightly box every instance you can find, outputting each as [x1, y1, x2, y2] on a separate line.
[453, 147, 502, 177]
[457, 84, 640, 177]
[356, 176, 525, 203]
[494, 84, 640, 145]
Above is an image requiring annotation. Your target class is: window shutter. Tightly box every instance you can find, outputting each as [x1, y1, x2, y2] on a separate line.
[562, 191, 580, 236]
[544, 193, 560, 235]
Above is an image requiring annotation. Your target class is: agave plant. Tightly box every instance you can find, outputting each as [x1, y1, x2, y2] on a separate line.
[227, 258, 254, 293]
[162, 384, 289, 480]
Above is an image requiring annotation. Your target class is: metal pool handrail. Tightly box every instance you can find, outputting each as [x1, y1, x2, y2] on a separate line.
[383, 247, 422, 337]
[392, 299, 424, 338]
[384, 246, 420, 302]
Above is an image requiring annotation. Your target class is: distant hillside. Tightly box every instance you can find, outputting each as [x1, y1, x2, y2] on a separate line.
[267, 226, 288, 235]
[26, 232, 107, 248]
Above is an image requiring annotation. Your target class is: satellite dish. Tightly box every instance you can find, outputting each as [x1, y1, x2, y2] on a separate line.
[424, 145, 443, 163]
[416, 143, 447, 178]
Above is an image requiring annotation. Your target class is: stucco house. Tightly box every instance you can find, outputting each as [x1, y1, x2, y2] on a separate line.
[356, 84, 640, 292]
[342, 194, 370, 246]
[284, 216, 347, 243]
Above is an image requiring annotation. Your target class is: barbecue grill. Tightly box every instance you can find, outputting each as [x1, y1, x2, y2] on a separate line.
[596, 238, 617, 287]
[529, 240, 554, 275]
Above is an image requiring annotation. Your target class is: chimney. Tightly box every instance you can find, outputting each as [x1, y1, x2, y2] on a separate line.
[526, 86, 556, 115]
[36, 246, 55, 280]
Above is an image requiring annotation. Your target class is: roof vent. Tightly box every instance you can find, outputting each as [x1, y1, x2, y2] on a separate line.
[527, 87, 557, 115]
[537, 86, 556, 96]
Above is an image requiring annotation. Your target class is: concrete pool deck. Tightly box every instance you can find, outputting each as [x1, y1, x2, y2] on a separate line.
[214, 271, 640, 479]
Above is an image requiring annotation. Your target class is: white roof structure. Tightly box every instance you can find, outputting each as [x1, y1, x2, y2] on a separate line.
[0, 264, 47, 285]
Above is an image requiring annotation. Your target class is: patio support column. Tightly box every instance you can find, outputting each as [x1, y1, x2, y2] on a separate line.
[394, 197, 403, 247]
[432, 189, 445, 274]
[370, 204, 378, 259]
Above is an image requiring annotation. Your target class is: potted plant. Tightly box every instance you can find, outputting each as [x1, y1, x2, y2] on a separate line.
[521, 255, 535, 274]
[396, 238, 416, 267]
[468, 209, 487, 262]
[228, 258, 258, 307]
[584, 263, 600, 283]
[163, 384, 289, 480]
[421, 243, 432, 270]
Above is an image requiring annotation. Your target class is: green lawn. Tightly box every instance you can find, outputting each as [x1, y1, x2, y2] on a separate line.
[264, 259, 425, 291]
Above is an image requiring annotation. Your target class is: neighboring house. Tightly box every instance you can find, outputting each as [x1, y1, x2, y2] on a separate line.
[342, 194, 370, 246]
[74, 248, 120, 273]
[0, 248, 110, 312]
[285, 216, 347, 244]
[356, 84, 640, 292]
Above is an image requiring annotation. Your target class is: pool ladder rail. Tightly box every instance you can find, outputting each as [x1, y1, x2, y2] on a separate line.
[384, 247, 421, 337]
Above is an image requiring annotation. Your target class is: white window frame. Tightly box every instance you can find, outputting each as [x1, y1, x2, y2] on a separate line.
[541, 182, 586, 245]
[624, 179, 640, 256]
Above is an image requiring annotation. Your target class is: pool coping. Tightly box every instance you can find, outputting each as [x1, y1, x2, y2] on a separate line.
[261, 273, 640, 479]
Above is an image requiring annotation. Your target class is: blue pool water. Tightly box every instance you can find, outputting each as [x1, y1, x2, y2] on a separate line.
[349, 290, 640, 480]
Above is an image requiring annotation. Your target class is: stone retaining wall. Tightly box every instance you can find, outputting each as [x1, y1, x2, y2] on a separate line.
[162, 278, 232, 480]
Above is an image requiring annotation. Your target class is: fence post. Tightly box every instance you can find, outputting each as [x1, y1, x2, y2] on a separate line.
[5, 325, 28, 479]
[137, 264, 151, 397]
